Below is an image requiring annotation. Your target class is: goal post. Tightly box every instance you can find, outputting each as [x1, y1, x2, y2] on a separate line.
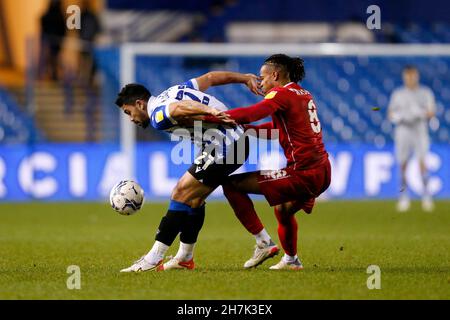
[119, 42, 450, 178]
[120, 45, 137, 179]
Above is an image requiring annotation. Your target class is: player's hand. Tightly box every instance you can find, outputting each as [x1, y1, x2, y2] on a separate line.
[245, 74, 264, 96]
[209, 109, 237, 126]
[426, 111, 435, 120]
[217, 112, 237, 126]
[208, 107, 223, 117]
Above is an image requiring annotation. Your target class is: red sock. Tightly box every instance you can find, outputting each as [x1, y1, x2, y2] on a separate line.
[274, 207, 298, 256]
[223, 185, 264, 235]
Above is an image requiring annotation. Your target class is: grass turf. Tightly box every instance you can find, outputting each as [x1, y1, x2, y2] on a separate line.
[0, 201, 449, 299]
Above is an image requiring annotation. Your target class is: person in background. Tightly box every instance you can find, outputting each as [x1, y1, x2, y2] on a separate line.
[79, 0, 101, 140]
[388, 65, 436, 212]
[79, 0, 101, 86]
[39, 0, 67, 81]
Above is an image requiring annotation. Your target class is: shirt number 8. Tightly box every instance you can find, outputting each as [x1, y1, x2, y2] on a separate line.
[308, 100, 321, 134]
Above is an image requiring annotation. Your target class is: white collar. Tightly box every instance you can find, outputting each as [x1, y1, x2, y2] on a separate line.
[284, 82, 294, 87]
[148, 96, 156, 106]
[147, 96, 157, 116]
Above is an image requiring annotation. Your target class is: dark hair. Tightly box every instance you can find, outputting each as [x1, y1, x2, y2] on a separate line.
[403, 64, 417, 72]
[264, 54, 305, 83]
[115, 84, 151, 107]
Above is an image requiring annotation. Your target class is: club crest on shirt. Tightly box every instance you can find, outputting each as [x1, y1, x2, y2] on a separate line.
[155, 110, 164, 123]
[264, 91, 277, 100]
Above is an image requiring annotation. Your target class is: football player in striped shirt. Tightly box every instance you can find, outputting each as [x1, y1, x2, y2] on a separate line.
[116, 71, 278, 272]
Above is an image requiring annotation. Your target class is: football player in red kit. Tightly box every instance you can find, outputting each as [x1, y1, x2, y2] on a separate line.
[209, 54, 332, 270]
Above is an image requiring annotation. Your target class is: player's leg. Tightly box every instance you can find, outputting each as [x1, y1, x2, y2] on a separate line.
[224, 172, 281, 234]
[120, 172, 213, 272]
[160, 141, 254, 270]
[120, 193, 194, 272]
[222, 171, 288, 268]
[222, 179, 279, 268]
[269, 201, 304, 270]
[396, 128, 410, 192]
[222, 181, 268, 240]
[164, 144, 255, 268]
[274, 202, 299, 258]
[267, 163, 331, 270]
[164, 138, 276, 270]
[252, 163, 330, 270]
[158, 172, 213, 270]
[419, 159, 428, 188]
[418, 158, 434, 211]
[416, 130, 434, 212]
[397, 160, 411, 211]
[395, 127, 411, 212]
[223, 169, 316, 267]
[145, 171, 215, 271]
[400, 162, 408, 192]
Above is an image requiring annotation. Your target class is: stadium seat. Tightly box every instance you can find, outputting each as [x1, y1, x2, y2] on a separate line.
[96, 48, 450, 145]
[0, 88, 43, 143]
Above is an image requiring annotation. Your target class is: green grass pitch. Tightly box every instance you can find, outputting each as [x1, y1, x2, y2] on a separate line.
[0, 201, 449, 299]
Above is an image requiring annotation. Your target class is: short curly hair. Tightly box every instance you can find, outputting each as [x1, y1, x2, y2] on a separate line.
[115, 83, 151, 107]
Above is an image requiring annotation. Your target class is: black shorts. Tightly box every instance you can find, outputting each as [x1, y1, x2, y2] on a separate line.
[188, 136, 249, 188]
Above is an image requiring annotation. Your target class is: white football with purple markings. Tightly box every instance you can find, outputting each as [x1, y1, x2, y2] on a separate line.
[109, 180, 145, 215]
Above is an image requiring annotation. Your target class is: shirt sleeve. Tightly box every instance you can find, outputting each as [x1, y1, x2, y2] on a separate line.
[181, 78, 199, 90]
[225, 90, 283, 124]
[225, 100, 279, 124]
[150, 105, 177, 130]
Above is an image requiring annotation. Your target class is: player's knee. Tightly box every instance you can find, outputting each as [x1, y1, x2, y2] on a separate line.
[274, 205, 288, 224]
[274, 204, 296, 224]
[190, 197, 204, 208]
[172, 181, 203, 206]
[171, 181, 189, 202]
[222, 183, 233, 195]
[226, 178, 242, 191]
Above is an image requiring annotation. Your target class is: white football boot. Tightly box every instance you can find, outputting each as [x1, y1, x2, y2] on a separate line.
[244, 240, 280, 269]
[396, 193, 410, 212]
[158, 256, 195, 271]
[120, 256, 163, 273]
[269, 257, 304, 270]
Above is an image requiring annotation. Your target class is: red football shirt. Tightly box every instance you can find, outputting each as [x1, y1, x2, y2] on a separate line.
[226, 82, 328, 170]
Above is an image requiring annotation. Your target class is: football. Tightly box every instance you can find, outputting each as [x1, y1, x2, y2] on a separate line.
[109, 180, 145, 215]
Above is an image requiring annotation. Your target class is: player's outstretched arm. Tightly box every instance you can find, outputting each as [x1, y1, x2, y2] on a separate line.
[168, 100, 236, 125]
[195, 71, 261, 95]
[226, 100, 279, 124]
[204, 99, 279, 124]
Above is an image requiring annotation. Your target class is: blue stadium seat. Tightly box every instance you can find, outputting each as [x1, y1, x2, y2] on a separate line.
[96, 50, 450, 145]
[0, 88, 43, 144]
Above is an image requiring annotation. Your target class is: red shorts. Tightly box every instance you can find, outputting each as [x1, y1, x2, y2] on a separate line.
[257, 160, 331, 211]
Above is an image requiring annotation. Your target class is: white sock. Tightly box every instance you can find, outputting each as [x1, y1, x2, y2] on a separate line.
[174, 242, 195, 261]
[144, 241, 169, 264]
[282, 253, 298, 263]
[254, 228, 271, 246]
